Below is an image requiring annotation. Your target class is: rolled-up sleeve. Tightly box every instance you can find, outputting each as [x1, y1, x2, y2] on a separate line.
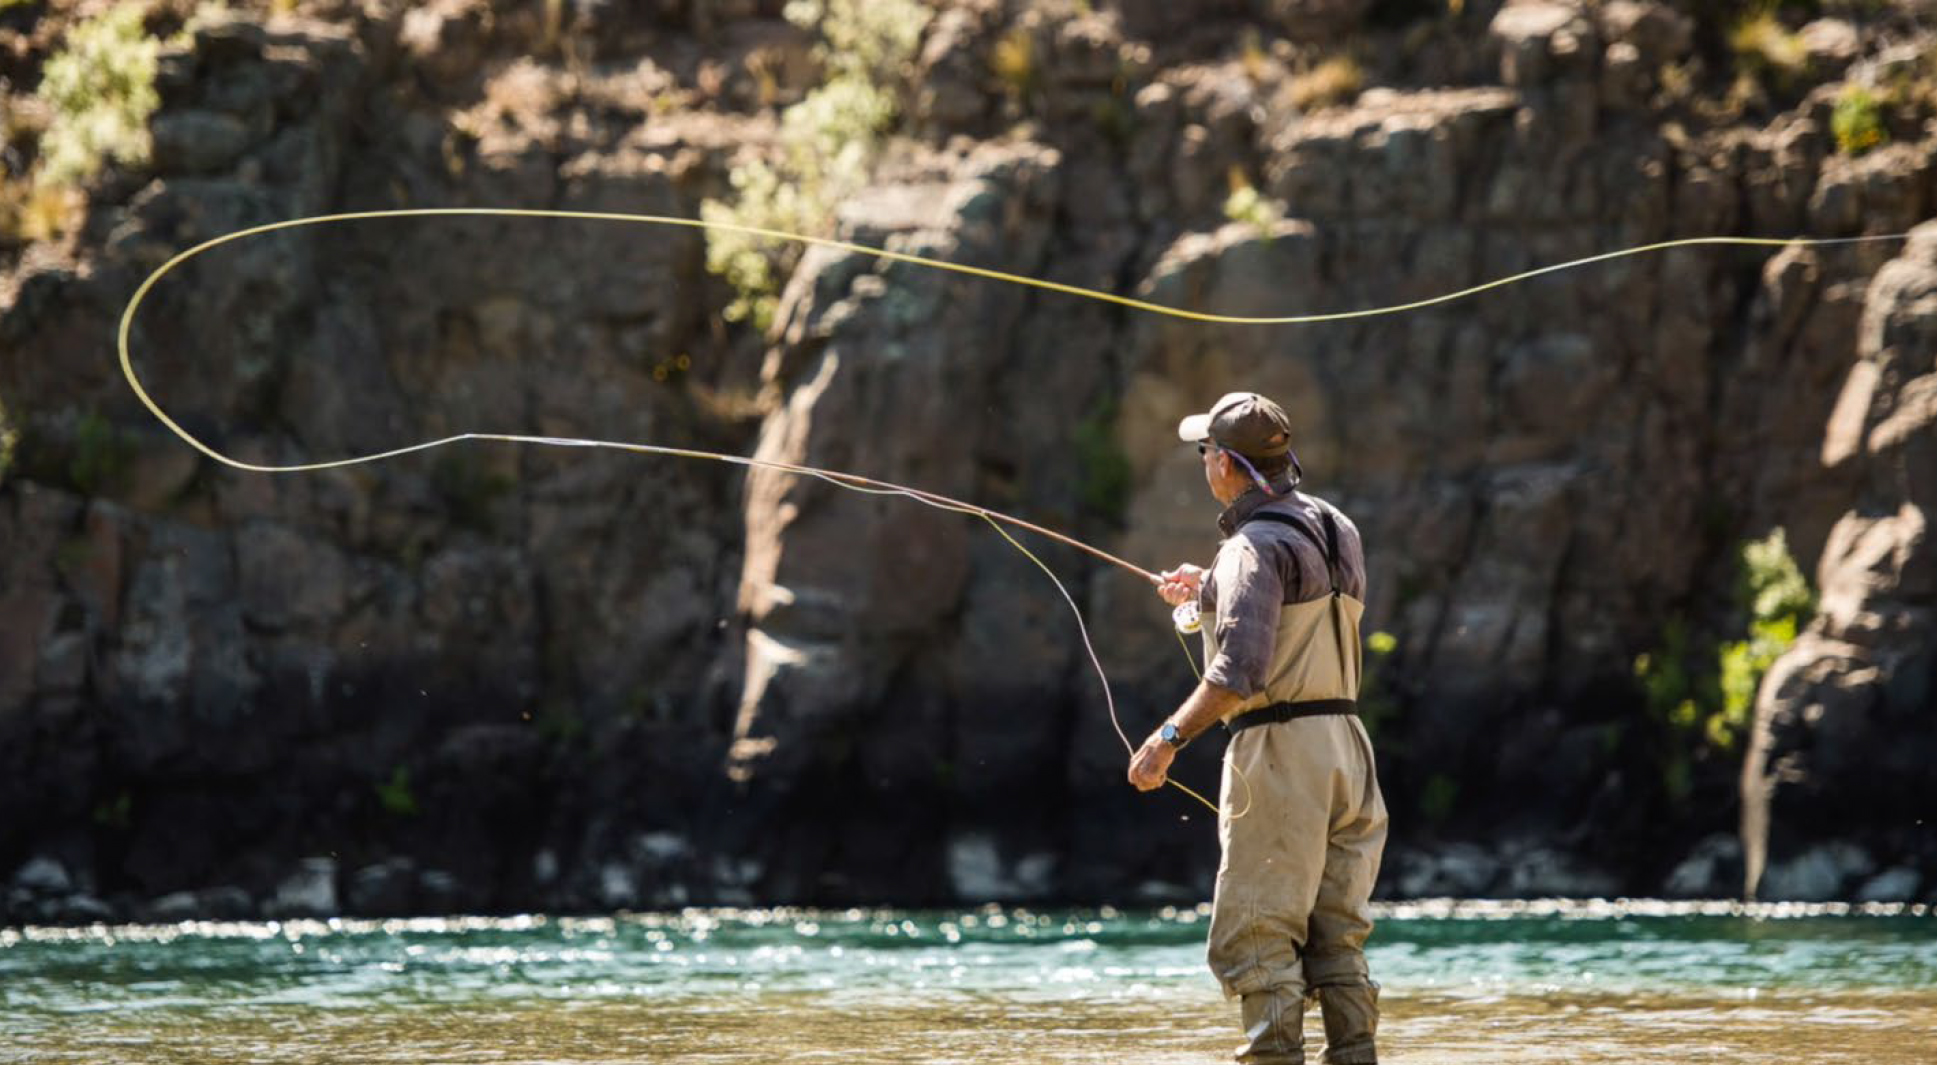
[1202, 536, 1284, 697]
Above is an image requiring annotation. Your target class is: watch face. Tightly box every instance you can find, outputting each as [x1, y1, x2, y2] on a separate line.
[1161, 724, 1181, 744]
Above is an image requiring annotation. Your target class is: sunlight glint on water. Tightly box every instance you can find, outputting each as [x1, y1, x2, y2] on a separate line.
[3, 902, 1934, 1063]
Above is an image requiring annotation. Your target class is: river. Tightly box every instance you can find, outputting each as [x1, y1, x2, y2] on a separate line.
[4, 900, 1933, 1063]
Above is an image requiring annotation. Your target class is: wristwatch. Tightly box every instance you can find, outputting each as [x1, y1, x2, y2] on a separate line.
[1159, 722, 1189, 750]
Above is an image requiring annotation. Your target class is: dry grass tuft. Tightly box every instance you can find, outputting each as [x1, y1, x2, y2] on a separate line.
[991, 26, 1034, 99]
[1287, 55, 1362, 112]
[0, 180, 85, 244]
[1729, 12, 1807, 81]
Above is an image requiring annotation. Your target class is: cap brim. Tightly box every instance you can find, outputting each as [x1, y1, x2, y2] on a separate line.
[1177, 413, 1212, 443]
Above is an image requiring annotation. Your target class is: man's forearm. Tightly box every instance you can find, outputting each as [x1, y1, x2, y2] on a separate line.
[1163, 680, 1248, 744]
[1128, 679, 1247, 791]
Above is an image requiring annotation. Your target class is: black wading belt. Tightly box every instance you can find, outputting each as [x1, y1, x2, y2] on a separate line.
[1224, 506, 1358, 734]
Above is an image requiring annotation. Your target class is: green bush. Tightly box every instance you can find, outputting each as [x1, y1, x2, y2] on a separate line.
[1831, 85, 1888, 156]
[1222, 171, 1286, 240]
[790, 0, 928, 80]
[374, 767, 419, 817]
[0, 395, 16, 484]
[1634, 528, 1813, 760]
[535, 703, 586, 746]
[1419, 773, 1459, 825]
[1071, 401, 1131, 522]
[1359, 630, 1401, 741]
[1634, 616, 1704, 728]
[432, 451, 517, 532]
[93, 790, 134, 830]
[34, 3, 162, 188]
[702, 0, 932, 331]
[1710, 528, 1813, 747]
[69, 410, 132, 494]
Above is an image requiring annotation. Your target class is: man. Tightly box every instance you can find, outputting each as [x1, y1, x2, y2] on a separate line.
[1127, 391, 1388, 1065]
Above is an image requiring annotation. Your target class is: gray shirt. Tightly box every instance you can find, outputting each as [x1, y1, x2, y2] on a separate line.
[1200, 483, 1367, 698]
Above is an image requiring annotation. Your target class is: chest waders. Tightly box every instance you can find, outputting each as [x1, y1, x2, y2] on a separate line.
[1201, 503, 1385, 1065]
[1200, 506, 1366, 730]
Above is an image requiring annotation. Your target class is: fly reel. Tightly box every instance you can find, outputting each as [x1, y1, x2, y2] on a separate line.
[1172, 599, 1202, 634]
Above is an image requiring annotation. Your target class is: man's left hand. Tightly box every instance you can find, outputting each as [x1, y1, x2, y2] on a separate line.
[1127, 734, 1176, 791]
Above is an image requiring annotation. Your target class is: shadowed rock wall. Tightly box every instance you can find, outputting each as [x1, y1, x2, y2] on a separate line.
[1, 0, 1933, 921]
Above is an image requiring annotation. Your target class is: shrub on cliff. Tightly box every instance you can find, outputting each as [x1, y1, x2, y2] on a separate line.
[2, 2, 162, 245]
[1830, 85, 1887, 156]
[0, 394, 17, 485]
[1223, 170, 1286, 239]
[1634, 528, 1813, 801]
[1714, 529, 1813, 749]
[701, 0, 932, 332]
[33, 2, 161, 187]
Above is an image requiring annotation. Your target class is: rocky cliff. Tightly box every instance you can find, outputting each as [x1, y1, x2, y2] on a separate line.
[1, 0, 1933, 923]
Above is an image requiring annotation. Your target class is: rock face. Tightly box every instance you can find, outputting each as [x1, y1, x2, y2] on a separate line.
[1, 1, 1934, 921]
[2, 6, 756, 921]
[1741, 223, 1937, 901]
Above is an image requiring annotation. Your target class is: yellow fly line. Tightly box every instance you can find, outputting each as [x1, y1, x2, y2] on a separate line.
[113, 207, 1912, 814]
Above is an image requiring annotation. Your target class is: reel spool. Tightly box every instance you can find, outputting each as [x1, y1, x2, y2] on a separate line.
[1172, 599, 1202, 634]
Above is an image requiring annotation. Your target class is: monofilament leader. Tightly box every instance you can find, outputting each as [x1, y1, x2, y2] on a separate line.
[1129, 391, 1389, 1065]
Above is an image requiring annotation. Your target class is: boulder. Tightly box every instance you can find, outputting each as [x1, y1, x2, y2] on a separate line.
[1855, 867, 1921, 904]
[1595, 1, 1692, 66]
[1798, 19, 1860, 72]
[143, 887, 262, 923]
[267, 857, 339, 918]
[1502, 847, 1620, 899]
[1662, 835, 1744, 899]
[347, 858, 418, 916]
[947, 833, 1058, 902]
[1760, 843, 1875, 903]
[1490, 1, 1596, 87]
[1393, 844, 1501, 897]
[416, 870, 465, 915]
[150, 110, 256, 174]
[10, 856, 72, 897]
[55, 894, 115, 924]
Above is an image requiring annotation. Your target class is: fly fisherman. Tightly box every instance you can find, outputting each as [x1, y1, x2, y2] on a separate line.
[1128, 391, 1388, 1065]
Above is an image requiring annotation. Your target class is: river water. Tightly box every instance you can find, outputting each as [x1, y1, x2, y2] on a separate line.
[4, 900, 1933, 1063]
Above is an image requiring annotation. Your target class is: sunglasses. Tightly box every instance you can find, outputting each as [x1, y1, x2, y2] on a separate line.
[1197, 443, 1219, 457]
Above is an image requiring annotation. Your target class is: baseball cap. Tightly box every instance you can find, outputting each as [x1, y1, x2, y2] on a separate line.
[1176, 392, 1294, 459]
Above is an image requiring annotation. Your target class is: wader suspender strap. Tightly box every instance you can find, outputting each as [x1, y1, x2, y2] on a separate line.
[1227, 508, 1358, 733]
[1320, 510, 1352, 689]
[1235, 509, 1343, 597]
